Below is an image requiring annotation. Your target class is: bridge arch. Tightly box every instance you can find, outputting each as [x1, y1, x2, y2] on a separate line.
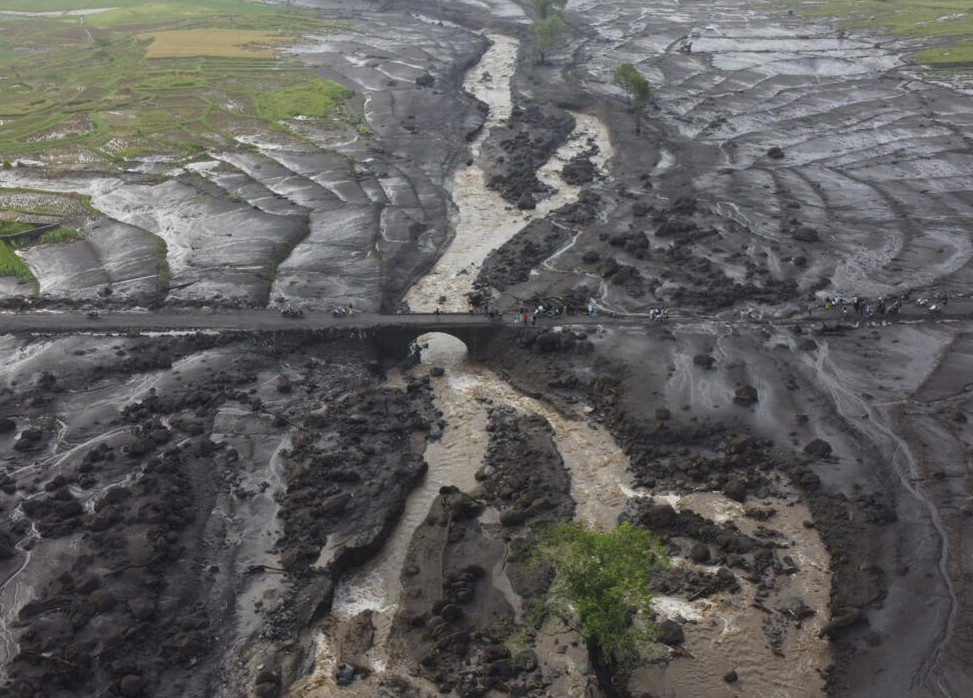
[370, 320, 512, 361]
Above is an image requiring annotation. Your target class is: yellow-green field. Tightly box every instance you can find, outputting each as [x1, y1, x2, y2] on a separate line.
[138, 28, 290, 59]
[0, 0, 356, 164]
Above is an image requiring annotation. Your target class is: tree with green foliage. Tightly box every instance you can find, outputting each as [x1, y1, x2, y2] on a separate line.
[612, 62, 652, 134]
[529, 521, 668, 681]
[530, 15, 565, 65]
[528, 0, 568, 63]
[531, 0, 568, 19]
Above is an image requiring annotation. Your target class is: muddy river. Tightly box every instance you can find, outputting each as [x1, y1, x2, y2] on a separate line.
[294, 28, 831, 698]
[1, 0, 972, 696]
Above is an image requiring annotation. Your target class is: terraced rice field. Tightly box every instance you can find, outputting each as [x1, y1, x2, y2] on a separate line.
[0, 0, 355, 164]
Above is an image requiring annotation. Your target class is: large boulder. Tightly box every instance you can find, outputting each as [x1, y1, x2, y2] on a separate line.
[803, 439, 833, 459]
[732, 385, 759, 406]
[659, 619, 685, 646]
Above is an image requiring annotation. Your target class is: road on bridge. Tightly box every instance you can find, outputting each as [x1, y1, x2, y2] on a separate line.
[0, 301, 966, 335]
[0, 308, 614, 334]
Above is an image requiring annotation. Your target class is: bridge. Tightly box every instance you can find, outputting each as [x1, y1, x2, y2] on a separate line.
[2, 303, 961, 359]
[0, 308, 609, 359]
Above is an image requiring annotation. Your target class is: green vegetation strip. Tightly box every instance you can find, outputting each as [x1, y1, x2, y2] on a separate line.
[797, 0, 973, 64]
[0, 241, 34, 281]
[0, 0, 356, 162]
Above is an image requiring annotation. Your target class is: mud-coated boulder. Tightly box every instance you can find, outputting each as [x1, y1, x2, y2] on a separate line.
[516, 192, 536, 210]
[255, 670, 280, 686]
[320, 493, 351, 516]
[723, 478, 747, 503]
[803, 439, 832, 459]
[118, 675, 145, 697]
[279, 546, 317, 571]
[793, 226, 819, 242]
[87, 589, 117, 614]
[733, 385, 759, 406]
[659, 619, 685, 646]
[255, 680, 281, 698]
[796, 469, 821, 491]
[562, 155, 596, 185]
[689, 542, 711, 563]
[439, 604, 463, 622]
[637, 502, 677, 529]
[513, 648, 538, 672]
[14, 427, 44, 451]
[128, 597, 156, 622]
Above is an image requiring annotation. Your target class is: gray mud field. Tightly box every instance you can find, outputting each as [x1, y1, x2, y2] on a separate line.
[0, 0, 972, 697]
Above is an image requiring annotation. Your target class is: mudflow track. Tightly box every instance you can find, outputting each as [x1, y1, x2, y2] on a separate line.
[1, 0, 972, 697]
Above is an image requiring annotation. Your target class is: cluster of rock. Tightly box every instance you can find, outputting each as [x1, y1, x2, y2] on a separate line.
[481, 104, 576, 209]
[0, 330, 442, 697]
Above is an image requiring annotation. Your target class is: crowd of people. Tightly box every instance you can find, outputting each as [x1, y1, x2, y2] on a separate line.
[805, 292, 946, 319]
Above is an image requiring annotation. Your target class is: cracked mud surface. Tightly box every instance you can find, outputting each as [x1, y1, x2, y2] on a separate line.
[1, 0, 972, 696]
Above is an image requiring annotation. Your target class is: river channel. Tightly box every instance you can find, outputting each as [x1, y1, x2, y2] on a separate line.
[291, 29, 831, 698]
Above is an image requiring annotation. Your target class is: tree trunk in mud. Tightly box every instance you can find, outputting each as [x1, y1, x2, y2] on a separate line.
[586, 638, 631, 698]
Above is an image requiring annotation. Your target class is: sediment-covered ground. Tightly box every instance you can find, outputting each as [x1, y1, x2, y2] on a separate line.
[1, 0, 972, 696]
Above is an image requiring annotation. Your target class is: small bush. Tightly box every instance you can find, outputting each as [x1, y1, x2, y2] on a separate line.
[36, 226, 81, 245]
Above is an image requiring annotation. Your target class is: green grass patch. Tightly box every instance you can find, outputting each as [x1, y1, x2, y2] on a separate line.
[0, 223, 82, 248]
[35, 226, 82, 245]
[0, 241, 34, 281]
[155, 236, 170, 285]
[0, 221, 37, 237]
[797, 0, 973, 65]
[254, 77, 355, 121]
[916, 38, 973, 65]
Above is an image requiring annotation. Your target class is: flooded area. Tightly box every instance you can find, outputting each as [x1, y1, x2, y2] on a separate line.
[638, 490, 830, 697]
